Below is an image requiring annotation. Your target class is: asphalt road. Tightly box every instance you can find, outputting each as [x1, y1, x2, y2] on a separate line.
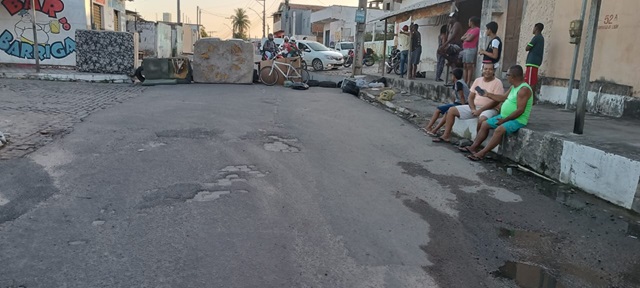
[0, 82, 639, 288]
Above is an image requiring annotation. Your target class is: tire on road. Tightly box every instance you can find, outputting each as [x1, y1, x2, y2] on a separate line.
[134, 66, 145, 82]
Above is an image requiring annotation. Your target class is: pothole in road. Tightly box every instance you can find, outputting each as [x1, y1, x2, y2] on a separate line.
[188, 190, 230, 202]
[264, 135, 300, 153]
[491, 261, 565, 288]
[155, 128, 223, 139]
[137, 165, 268, 209]
[498, 228, 545, 241]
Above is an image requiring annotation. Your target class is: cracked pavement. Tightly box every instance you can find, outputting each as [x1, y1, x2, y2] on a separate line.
[0, 81, 638, 287]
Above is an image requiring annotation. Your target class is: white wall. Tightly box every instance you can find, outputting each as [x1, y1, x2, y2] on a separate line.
[183, 24, 199, 54]
[0, 0, 87, 66]
[156, 22, 172, 58]
[127, 21, 157, 57]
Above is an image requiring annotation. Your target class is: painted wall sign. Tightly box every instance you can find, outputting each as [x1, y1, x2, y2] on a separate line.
[0, 0, 87, 65]
[94, 0, 105, 5]
[598, 14, 619, 30]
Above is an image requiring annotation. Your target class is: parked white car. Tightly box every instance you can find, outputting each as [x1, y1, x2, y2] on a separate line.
[333, 42, 355, 57]
[296, 40, 344, 71]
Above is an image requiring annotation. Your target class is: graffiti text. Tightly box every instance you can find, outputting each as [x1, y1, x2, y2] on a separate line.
[0, 29, 75, 60]
[2, 0, 65, 18]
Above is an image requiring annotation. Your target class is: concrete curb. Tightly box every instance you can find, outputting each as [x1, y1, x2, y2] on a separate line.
[357, 89, 640, 213]
[0, 71, 131, 83]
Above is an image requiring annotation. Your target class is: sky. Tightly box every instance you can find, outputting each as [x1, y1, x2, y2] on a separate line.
[127, 0, 360, 39]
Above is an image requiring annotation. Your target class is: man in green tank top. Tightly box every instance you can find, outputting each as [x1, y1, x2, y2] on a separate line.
[463, 65, 533, 161]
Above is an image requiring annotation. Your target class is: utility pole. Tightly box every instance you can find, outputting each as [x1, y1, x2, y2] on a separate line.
[177, 0, 181, 23]
[31, 0, 40, 72]
[284, 0, 290, 36]
[353, 0, 367, 75]
[565, 0, 588, 109]
[197, 6, 200, 39]
[256, 0, 266, 38]
[573, 0, 602, 134]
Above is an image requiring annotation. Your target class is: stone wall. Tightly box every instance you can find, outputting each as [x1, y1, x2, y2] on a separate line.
[192, 38, 253, 84]
[76, 30, 135, 75]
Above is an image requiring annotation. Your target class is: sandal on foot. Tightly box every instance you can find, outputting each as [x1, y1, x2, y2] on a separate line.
[426, 131, 440, 137]
[458, 146, 473, 153]
[432, 137, 450, 143]
[467, 154, 483, 161]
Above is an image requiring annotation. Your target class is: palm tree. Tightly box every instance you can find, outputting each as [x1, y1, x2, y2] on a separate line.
[231, 8, 251, 40]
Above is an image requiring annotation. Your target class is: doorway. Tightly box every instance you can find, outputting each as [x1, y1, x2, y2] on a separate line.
[324, 30, 330, 47]
[503, 0, 524, 71]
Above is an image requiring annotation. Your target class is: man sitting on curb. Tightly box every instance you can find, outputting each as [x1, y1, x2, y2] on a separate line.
[423, 68, 468, 136]
[432, 63, 504, 143]
[463, 65, 533, 161]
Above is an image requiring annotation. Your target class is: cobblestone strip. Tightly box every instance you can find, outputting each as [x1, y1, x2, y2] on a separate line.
[0, 79, 144, 160]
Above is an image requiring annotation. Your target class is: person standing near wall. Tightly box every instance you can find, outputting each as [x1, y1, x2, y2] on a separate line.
[479, 21, 502, 70]
[439, 13, 464, 82]
[461, 16, 481, 86]
[409, 23, 422, 79]
[525, 23, 545, 99]
[435, 25, 448, 82]
[397, 25, 410, 78]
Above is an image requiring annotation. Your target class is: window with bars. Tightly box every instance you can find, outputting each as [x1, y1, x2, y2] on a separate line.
[114, 10, 120, 31]
[92, 4, 103, 30]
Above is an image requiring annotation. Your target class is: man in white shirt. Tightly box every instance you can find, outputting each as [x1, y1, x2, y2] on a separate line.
[397, 25, 410, 78]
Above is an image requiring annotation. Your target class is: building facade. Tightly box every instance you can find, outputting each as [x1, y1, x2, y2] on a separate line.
[0, 0, 128, 66]
[376, 0, 638, 102]
[311, 5, 386, 48]
[272, 3, 325, 41]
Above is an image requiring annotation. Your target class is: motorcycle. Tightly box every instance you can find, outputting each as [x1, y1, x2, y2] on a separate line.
[385, 47, 401, 75]
[343, 49, 375, 68]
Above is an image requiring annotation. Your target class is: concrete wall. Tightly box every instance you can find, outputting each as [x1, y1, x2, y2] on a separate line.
[183, 24, 199, 54]
[314, 6, 386, 45]
[127, 21, 156, 58]
[541, 0, 639, 96]
[75, 29, 134, 74]
[156, 22, 172, 58]
[170, 24, 183, 57]
[0, 0, 87, 66]
[510, 0, 639, 97]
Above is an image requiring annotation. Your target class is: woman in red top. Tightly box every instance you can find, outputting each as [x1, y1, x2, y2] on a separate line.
[461, 16, 480, 86]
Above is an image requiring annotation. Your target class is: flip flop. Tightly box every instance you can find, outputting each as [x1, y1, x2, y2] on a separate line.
[467, 154, 484, 161]
[426, 131, 440, 137]
[432, 137, 450, 143]
[458, 146, 473, 153]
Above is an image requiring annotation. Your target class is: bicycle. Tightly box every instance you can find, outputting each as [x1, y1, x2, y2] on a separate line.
[259, 58, 310, 86]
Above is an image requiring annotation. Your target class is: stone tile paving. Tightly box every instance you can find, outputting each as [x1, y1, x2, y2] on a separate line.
[0, 79, 144, 159]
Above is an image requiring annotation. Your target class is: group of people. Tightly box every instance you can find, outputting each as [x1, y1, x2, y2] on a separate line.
[261, 33, 304, 60]
[419, 20, 545, 161]
[397, 23, 422, 79]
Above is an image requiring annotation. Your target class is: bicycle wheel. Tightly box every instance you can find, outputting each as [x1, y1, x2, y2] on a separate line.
[298, 69, 310, 84]
[259, 66, 279, 86]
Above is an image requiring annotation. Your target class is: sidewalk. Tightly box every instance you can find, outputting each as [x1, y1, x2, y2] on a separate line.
[355, 79, 640, 214]
[0, 65, 131, 83]
[0, 79, 143, 160]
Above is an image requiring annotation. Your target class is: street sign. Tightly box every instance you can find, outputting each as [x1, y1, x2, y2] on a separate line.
[355, 9, 366, 24]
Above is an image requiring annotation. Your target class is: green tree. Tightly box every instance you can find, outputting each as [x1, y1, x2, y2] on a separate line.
[200, 27, 209, 38]
[231, 8, 251, 40]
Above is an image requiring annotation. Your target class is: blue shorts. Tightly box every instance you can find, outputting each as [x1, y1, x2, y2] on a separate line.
[486, 116, 526, 134]
[437, 102, 462, 114]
